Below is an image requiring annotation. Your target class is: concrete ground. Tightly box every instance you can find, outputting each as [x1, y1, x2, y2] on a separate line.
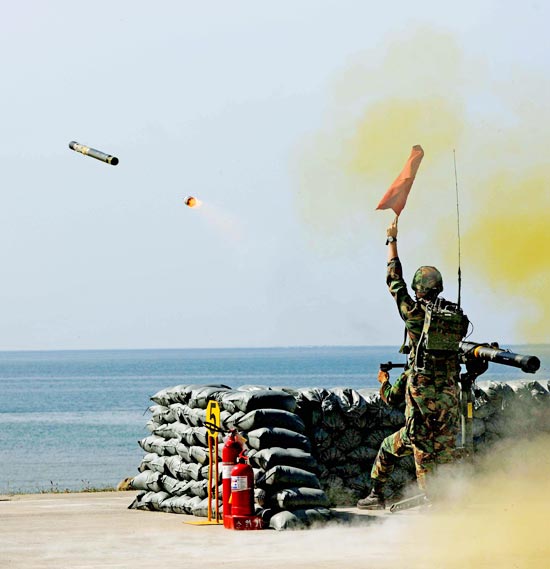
[1, 490, 423, 569]
[6, 489, 546, 568]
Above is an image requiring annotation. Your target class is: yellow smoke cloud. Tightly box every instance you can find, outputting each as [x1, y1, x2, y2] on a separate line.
[407, 434, 550, 569]
[461, 169, 550, 341]
[216, 435, 550, 569]
[348, 98, 462, 179]
[293, 28, 550, 341]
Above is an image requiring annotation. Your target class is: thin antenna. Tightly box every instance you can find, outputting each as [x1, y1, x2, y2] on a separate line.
[453, 149, 462, 308]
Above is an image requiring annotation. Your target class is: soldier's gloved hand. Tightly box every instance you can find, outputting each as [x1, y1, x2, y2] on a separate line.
[386, 216, 398, 239]
[378, 370, 389, 384]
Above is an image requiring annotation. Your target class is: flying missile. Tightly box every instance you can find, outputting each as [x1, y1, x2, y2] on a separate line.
[69, 141, 119, 165]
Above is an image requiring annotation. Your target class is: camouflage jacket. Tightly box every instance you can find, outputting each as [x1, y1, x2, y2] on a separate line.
[387, 256, 460, 440]
[386, 256, 425, 361]
[379, 369, 407, 407]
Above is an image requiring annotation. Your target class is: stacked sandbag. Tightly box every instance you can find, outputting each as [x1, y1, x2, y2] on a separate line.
[130, 383, 231, 516]
[130, 383, 330, 528]
[218, 386, 331, 530]
[471, 380, 550, 448]
[245, 429, 331, 530]
[293, 387, 416, 505]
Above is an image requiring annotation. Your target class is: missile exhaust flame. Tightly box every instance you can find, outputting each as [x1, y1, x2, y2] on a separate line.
[184, 196, 202, 208]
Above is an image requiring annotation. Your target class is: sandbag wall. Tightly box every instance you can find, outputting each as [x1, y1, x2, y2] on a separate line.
[471, 380, 550, 446]
[131, 379, 550, 522]
[130, 384, 330, 529]
[293, 380, 550, 505]
[292, 387, 416, 505]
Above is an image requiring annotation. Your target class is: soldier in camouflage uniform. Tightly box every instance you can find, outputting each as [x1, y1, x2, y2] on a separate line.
[357, 216, 465, 509]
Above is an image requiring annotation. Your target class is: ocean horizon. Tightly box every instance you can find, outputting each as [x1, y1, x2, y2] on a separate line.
[1, 344, 548, 494]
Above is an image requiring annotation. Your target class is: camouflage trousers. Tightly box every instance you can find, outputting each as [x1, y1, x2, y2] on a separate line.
[371, 360, 460, 493]
[370, 422, 457, 493]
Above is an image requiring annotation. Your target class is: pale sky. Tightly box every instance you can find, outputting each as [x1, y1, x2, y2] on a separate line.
[1, 0, 549, 350]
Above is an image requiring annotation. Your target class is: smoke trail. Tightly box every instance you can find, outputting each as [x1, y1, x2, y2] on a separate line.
[192, 202, 244, 243]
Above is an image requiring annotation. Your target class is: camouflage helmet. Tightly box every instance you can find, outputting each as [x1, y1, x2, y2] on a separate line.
[412, 266, 443, 297]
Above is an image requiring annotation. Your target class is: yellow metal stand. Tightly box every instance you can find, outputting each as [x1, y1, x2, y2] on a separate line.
[184, 401, 222, 526]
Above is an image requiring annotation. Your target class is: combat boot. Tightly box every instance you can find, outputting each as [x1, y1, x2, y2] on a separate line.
[356, 487, 386, 510]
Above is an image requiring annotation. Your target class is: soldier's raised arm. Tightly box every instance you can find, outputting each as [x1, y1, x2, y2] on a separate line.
[386, 216, 398, 261]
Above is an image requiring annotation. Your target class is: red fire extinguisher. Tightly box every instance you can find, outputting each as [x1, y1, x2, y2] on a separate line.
[230, 451, 255, 517]
[222, 430, 243, 528]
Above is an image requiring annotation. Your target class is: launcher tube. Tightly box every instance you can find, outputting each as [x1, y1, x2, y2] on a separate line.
[459, 341, 540, 374]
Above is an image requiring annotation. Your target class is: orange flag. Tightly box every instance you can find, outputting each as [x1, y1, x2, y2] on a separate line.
[376, 145, 424, 216]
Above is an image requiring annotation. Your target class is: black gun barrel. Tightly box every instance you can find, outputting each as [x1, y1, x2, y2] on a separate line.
[69, 141, 119, 165]
[380, 361, 407, 373]
[459, 341, 540, 374]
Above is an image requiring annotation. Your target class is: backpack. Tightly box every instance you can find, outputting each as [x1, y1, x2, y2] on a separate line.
[422, 298, 469, 352]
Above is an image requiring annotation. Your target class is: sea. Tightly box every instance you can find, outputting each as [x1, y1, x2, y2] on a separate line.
[1, 345, 549, 494]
